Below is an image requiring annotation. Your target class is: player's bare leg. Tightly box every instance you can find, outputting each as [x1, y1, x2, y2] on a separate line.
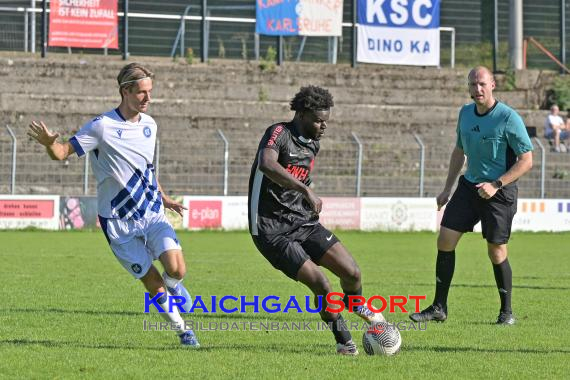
[320, 242, 384, 324]
[141, 263, 199, 347]
[159, 249, 194, 307]
[297, 260, 357, 355]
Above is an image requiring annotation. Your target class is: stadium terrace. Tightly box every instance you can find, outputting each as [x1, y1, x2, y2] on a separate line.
[144, 292, 426, 314]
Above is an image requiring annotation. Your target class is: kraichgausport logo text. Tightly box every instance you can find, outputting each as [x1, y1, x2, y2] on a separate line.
[144, 292, 426, 314]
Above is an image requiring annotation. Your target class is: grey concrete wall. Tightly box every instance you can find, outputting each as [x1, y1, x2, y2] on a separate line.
[0, 52, 563, 197]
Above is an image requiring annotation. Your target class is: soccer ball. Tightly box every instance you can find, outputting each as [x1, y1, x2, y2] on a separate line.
[362, 321, 402, 356]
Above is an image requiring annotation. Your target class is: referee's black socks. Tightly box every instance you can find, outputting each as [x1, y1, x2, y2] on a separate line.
[492, 258, 513, 313]
[433, 250, 455, 308]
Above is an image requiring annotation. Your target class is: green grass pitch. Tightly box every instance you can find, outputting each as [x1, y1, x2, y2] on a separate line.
[1, 230, 569, 378]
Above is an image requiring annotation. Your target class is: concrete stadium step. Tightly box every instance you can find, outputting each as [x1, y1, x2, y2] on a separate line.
[1, 53, 470, 87]
[0, 54, 541, 110]
[3, 78, 481, 107]
[0, 93, 466, 123]
[2, 93, 547, 128]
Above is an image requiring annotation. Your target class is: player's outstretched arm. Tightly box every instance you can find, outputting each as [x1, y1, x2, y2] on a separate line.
[259, 148, 322, 213]
[28, 120, 75, 161]
[437, 146, 466, 210]
[157, 180, 186, 217]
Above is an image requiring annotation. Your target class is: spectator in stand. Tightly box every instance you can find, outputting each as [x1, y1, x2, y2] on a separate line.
[544, 105, 568, 152]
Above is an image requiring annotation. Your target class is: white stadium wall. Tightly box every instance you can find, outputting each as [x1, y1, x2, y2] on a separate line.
[181, 196, 570, 233]
[2, 195, 570, 232]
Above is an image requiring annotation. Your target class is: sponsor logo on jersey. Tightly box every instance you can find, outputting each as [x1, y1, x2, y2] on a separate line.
[286, 164, 309, 181]
[267, 125, 284, 146]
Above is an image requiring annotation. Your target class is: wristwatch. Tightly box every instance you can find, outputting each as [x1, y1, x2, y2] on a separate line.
[492, 179, 503, 189]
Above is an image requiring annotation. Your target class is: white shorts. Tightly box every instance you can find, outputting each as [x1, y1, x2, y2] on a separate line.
[98, 212, 182, 279]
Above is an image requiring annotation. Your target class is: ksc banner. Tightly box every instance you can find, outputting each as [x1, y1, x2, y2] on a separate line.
[49, 0, 118, 49]
[357, 0, 440, 66]
[256, 0, 344, 36]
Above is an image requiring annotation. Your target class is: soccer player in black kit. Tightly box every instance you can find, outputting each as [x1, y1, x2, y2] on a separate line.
[248, 86, 383, 355]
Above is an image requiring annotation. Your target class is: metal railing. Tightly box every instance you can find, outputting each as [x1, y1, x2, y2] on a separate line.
[217, 129, 229, 196]
[533, 137, 546, 199]
[351, 132, 363, 197]
[2, 129, 567, 198]
[413, 133, 425, 197]
[5, 125, 17, 195]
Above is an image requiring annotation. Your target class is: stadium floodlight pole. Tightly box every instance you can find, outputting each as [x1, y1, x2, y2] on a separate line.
[5, 125, 17, 194]
[277, 36, 283, 66]
[561, 0, 567, 73]
[533, 137, 546, 199]
[492, 0, 498, 72]
[31, 0, 36, 53]
[351, 0, 357, 68]
[41, 0, 47, 58]
[254, 33, 260, 61]
[217, 129, 229, 196]
[122, 0, 129, 60]
[351, 132, 362, 197]
[201, 0, 207, 62]
[508, 0, 523, 70]
[24, 8, 28, 52]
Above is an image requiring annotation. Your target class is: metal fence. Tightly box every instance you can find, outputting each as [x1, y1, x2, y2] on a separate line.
[0, 0, 569, 70]
[2, 124, 568, 199]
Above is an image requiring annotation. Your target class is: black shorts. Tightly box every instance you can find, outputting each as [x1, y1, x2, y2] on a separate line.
[441, 176, 518, 244]
[251, 223, 339, 280]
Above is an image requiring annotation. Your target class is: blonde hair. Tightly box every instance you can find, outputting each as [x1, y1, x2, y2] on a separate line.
[117, 63, 154, 96]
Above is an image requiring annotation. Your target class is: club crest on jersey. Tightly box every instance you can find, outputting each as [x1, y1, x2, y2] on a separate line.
[143, 126, 152, 138]
[131, 264, 142, 274]
[116, 129, 123, 139]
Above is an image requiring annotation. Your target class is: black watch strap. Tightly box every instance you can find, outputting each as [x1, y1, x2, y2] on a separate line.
[493, 180, 503, 189]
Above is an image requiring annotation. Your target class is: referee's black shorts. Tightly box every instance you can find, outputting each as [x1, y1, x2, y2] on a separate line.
[441, 176, 518, 244]
[251, 223, 339, 280]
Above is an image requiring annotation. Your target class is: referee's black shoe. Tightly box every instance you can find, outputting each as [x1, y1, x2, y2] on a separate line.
[409, 304, 447, 323]
[496, 311, 516, 325]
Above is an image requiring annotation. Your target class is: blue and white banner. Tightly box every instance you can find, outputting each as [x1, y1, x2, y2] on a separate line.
[256, 0, 344, 37]
[357, 0, 440, 66]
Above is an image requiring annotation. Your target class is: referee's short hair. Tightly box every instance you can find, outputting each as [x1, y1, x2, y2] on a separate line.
[290, 85, 334, 112]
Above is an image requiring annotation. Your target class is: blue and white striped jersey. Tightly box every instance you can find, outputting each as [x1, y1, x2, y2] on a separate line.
[69, 108, 162, 220]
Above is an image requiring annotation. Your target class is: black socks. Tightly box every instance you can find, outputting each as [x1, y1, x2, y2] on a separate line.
[326, 315, 352, 344]
[493, 258, 513, 313]
[433, 250, 455, 308]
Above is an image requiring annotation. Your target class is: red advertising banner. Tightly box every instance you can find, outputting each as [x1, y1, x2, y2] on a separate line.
[187, 200, 223, 229]
[0, 199, 54, 219]
[49, 0, 118, 49]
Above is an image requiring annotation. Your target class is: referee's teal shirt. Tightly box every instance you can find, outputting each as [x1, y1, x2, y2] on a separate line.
[456, 101, 534, 184]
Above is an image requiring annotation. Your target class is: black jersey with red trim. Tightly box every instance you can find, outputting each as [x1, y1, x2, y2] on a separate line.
[248, 122, 319, 236]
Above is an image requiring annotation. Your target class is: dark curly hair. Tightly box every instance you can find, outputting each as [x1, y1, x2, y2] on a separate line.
[290, 85, 334, 112]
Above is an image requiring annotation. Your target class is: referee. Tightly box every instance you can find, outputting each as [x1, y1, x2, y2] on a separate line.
[410, 66, 533, 325]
